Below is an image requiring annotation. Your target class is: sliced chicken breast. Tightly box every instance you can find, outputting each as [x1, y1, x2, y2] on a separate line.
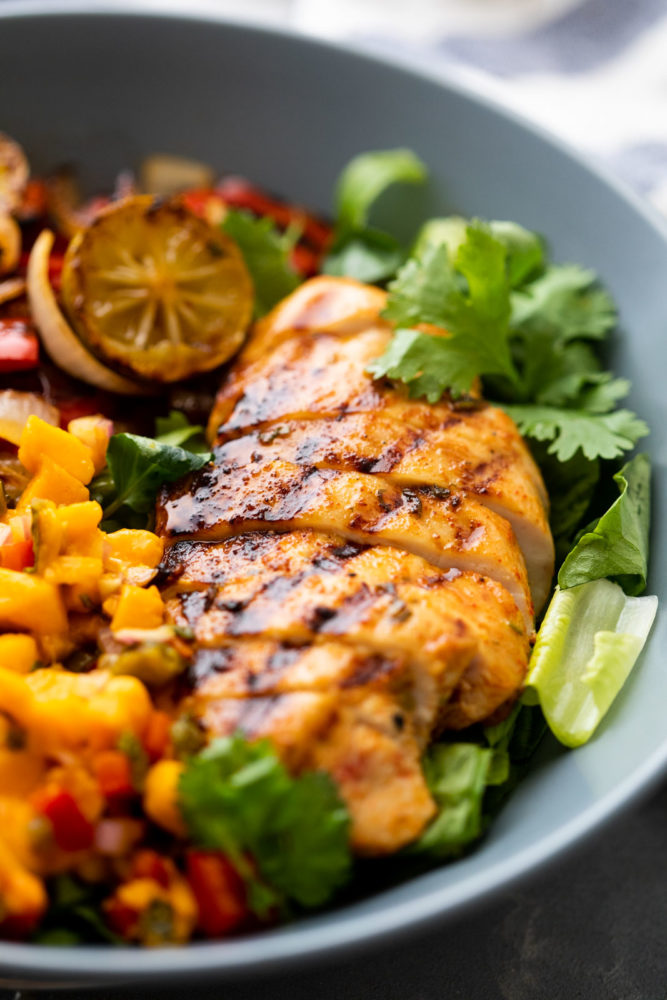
[156, 457, 534, 627]
[180, 641, 436, 854]
[209, 417, 553, 609]
[162, 531, 530, 729]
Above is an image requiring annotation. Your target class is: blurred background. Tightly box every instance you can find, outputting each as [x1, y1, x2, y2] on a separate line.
[159, 0, 667, 214]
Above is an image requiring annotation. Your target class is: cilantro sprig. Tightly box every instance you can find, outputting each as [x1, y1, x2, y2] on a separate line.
[370, 217, 647, 465]
[178, 735, 352, 915]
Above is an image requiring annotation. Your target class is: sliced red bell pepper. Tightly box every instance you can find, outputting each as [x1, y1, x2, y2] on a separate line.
[186, 851, 248, 937]
[0, 319, 39, 372]
[32, 787, 95, 852]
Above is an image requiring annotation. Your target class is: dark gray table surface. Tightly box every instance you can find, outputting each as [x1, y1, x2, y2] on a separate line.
[3, 779, 667, 1000]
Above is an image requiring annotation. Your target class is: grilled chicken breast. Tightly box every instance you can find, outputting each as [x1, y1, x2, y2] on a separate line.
[161, 531, 530, 729]
[208, 417, 552, 609]
[157, 276, 554, 854]
[156, 455, 533, 627]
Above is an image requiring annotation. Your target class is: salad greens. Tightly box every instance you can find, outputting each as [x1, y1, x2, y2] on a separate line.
[558, 453, 650, 594]
[178, 734, 351, 914]
[91, 416, 211, 530]
[222, 209, 300, 317]
[323, 149, 427, 283]
[410, 743, 492, 858]
[524, 579, 658, 747]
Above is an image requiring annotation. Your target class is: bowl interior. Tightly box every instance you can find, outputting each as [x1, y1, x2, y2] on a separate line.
[1, 8, 666, 984]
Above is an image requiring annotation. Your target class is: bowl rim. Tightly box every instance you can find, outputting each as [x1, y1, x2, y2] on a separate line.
[1, 2, 666, 983]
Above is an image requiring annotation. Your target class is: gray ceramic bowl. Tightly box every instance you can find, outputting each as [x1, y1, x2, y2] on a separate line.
[0, 3, 666, 989]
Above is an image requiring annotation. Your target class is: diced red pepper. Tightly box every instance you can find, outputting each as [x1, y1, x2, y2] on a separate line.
[186, 851, 248, 937]
[0, 319, 39, 372]
[0, 538, 34, 571]
[16, 179, 48, 222]
[130, 849, 172, 889]
[32, 788, 95, 852]
[93, 750, 135, 800]
[0, 907, 43, 939]
[143, 710, 172, 763]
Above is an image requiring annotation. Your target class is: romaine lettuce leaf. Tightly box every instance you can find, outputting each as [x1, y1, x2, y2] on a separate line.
[558, 453, 651, 594]
[524, 578, 657, 747]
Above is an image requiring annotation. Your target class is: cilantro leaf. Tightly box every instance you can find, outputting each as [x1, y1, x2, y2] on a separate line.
[558, 453, 651, 595]
[536, 371, 630, 412]
[488, 221, 544, 287]
[92, 432, 212, 527]
[178, 735, 351, 912]
[375, 224, 517, 398]
[222, 209, 300, 317]
[155, 410, 210, 453]
[502, 404, 648, 462]
[511, 264, 616, 342]
[414, 217, 543, 289]
[367, 327, 486, 402]
[334, 148, 427, 235]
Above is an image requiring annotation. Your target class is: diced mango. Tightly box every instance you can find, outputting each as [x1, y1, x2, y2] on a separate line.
[0, 569, 68, 633]
[0, 834, 47, 928]
[106, 874, 197, 944]
[0, 634, 39, 674]
[111, 585, 164, 632]
[18, 458, 89, 510]
[6, 513, 30, 543]
[105, 530, 164, 570]
[45, 555, 103, 587]
[143, 760, 186, 837]
[24, 668, 152, 755]
[57, 502, 103, 546]
[0, 750, 44, 796]
[30, 500, 64, 575]
[67, 415, 113, 475]
[19, 417, 95, 484]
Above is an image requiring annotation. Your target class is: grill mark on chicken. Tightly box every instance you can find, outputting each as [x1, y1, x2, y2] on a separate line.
[163, 532, 529, 728]
[205, 414, 553, 610]
[156, 457, 533, 628]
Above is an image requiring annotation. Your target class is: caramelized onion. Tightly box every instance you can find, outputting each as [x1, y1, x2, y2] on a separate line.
[26, 229, 149, 395]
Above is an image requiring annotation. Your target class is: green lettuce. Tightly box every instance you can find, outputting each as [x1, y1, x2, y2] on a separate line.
[559, 453, 651, 594]
[524, 579, 658, 747]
